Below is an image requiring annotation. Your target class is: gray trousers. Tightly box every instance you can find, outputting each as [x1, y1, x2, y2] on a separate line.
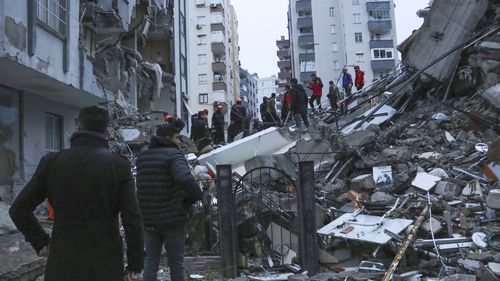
[143, 226, 186, 281]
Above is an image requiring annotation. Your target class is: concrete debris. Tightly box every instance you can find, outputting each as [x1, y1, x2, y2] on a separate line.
[482, 83, 500, 110]
[350, 174, 375, 191]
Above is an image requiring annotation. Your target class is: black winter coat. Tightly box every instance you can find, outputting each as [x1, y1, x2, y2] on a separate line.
[212, 111, 225, 128]
[136, 137, 203, 230]
[231, 104, 246, 123]
[9, 131, 144, 281]
[291, 84, 309, 114]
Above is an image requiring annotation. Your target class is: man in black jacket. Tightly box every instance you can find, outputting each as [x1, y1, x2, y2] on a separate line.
[191, 111, 212, 154]
[211, 105, 225, 144]
[136, 121, 203, 281]
[230, 98, 246, 137]
[9, 105, 144, 281]
[290, 78, 310, 129]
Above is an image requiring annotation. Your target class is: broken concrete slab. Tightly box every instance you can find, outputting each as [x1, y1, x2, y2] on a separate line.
[483, 84, 500, 110]
[351, 174, 375, 190]
[487, 189, 500, 209]
[370, 191, 395, 203]
[341, 129, 376, 147]
[434, 181, 463, 198]
[478, 41, 500, 61]
[422, 217, 443, 235]
[411, 172, 442, 192]
[440, 274, 476, 281]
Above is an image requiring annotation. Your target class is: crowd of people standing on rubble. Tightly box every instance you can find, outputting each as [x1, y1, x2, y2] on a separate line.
[188, 65, 366, 155]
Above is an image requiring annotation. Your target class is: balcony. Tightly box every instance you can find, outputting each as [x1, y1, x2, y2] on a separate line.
[368, 20, 392, 33]
[298, 34, 314, 48]
[277, 60, 291, 69]
[211, 22, 224, 32]
[276, 39, 290, 50]
[296, 0, 312, 13]
[211, 42, 226, 55]
[299, 52, 315, 61]
[369, 39, 394, 49]
[297, 17, 313, 30]
[213, 79, 227, 91]
[212, 60, 226, 72]
[277, 49, 291, 60]
[371, 59, 396, 70]
[210, 0, 224, 12]
[366, 1, 391, 12]
[278, 71, 292, 80]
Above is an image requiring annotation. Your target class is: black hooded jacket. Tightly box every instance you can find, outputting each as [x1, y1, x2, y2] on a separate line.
[291, 84, 309, 114]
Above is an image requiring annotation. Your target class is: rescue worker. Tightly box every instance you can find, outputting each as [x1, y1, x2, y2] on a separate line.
[230, 98, 246, 138]
[354, 65, 365, 91]
[290, 78, 309, 129]
[327, 81, 340, 111]
[191, 111, 212, 154]
[211, 105, 225, 144]
[307, 74, 323, 111]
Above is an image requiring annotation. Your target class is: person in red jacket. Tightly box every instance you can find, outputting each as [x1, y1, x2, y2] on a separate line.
[307, 74, 323, 111]
[354, 65, 365, 91]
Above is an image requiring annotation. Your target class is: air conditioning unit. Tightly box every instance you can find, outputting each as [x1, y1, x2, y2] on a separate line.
[196, 24, 203, 29]
[214, 75, 222, 81]
[210, 3, 217, 8]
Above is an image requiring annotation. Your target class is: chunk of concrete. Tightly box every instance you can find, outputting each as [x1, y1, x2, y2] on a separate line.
[0, 202, 17, 235]
[434, 181, 462, 198]
[483, 84, 500, 110]
[351, 174, 375, 190]
[440, 274, 476, 281]
[458, 258, 483, 271]
[487, 189, 500, 209]
[478, 41, 500, 61]
[342, 130, 376, 147]
[370, 192, 395, 203]
[422, 217, 442, 235]
[488, 137, 500, 163]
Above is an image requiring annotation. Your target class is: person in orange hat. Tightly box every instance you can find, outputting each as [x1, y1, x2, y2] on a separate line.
[211, 105, 225, 144]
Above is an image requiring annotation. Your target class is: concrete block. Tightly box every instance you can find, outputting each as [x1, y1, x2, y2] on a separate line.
[370, 191, 395, 203]
[440, 274, 476, 281]
[434, 181, 462, 198]
[351, 174, 375, 190]
[483, 84, 500, 110]
[422, 217, 442, 235]
[487, 189, 500, 209]
[342, 130, 376, 147]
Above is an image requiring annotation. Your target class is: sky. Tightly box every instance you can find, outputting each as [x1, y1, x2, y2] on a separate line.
[231, 0, 429, 78]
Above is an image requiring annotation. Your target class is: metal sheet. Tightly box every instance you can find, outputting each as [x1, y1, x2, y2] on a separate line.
[341, 105, 396, 135]
[317, 213, 413, 245]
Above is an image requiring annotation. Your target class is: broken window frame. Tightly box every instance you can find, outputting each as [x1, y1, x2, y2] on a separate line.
[45, 112, 63, 154]
[37, 0, 67, 37]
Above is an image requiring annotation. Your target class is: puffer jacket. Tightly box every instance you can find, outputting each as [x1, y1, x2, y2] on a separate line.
[136, 136, 203, 230]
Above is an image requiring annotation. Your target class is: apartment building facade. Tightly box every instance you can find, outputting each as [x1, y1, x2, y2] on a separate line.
[289, 0, 398, 86]
[0, 0, 181, 201]
[239, 68, 259, 118]
[276, 36, 292, 94]
[187, 0, 240, 126]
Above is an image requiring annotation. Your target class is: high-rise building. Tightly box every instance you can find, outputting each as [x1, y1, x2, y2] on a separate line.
[289, 0, 399, 86]
[276, 36, 292, 94]
[186, 0, 240, 126]
[239, 68, 259, 118]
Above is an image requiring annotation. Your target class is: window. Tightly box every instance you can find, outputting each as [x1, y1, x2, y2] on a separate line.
[368, 10, 390, 21]
[353, 13, 361, 24]
[330, 24, 336, 34]
[333, 60, 340, 69]
[374, 33, 382, 40]
[196, 16, 206, 25]
[45, 113, 62, 153]
[329, 7, 335, 17]
[332, 42, 339, 52]
[199, 93, 208, 104]
[352, 0, 360, 4]
[198, 54, 207, 64]
[299, 27, 313, 34]
[198, 74, 208, 84]
[37, 0, 67, 34]
[372, 48, 394, 60]
[197, 34, 207, 45]
[355, 32, 363, 43]
[300, 60, 315, 72]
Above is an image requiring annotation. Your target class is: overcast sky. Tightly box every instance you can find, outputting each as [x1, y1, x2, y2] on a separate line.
[231, 0, 429, 78]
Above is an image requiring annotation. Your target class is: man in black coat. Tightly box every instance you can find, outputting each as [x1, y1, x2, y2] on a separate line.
[211, 105, 225, 144]
[9, 105, 144, 281]
[290, 78, 310, 129]
[230, 98, 246, 137]
[136, 121, 203, 281]
[191, 111, 212, 154]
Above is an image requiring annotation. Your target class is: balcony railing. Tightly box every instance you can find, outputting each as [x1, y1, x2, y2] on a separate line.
[297, 17, 313, 29]
[277, 60, 291, 69]
[296, 0, 312, 13]
[277, 49, 291, 59]
[298, 34, 314, 48]
[369, 39, 394, 49]
[371, 59, 395, 70]
[366, 1, 391, 12]
[368, 20, 392, 33]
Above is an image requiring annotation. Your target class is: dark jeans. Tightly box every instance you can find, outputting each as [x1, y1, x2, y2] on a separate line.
[293, 113, 309, 128]
[143, 226, 186, 281]
[214, 126, 224, 144]
[309, 95, 321, 110]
